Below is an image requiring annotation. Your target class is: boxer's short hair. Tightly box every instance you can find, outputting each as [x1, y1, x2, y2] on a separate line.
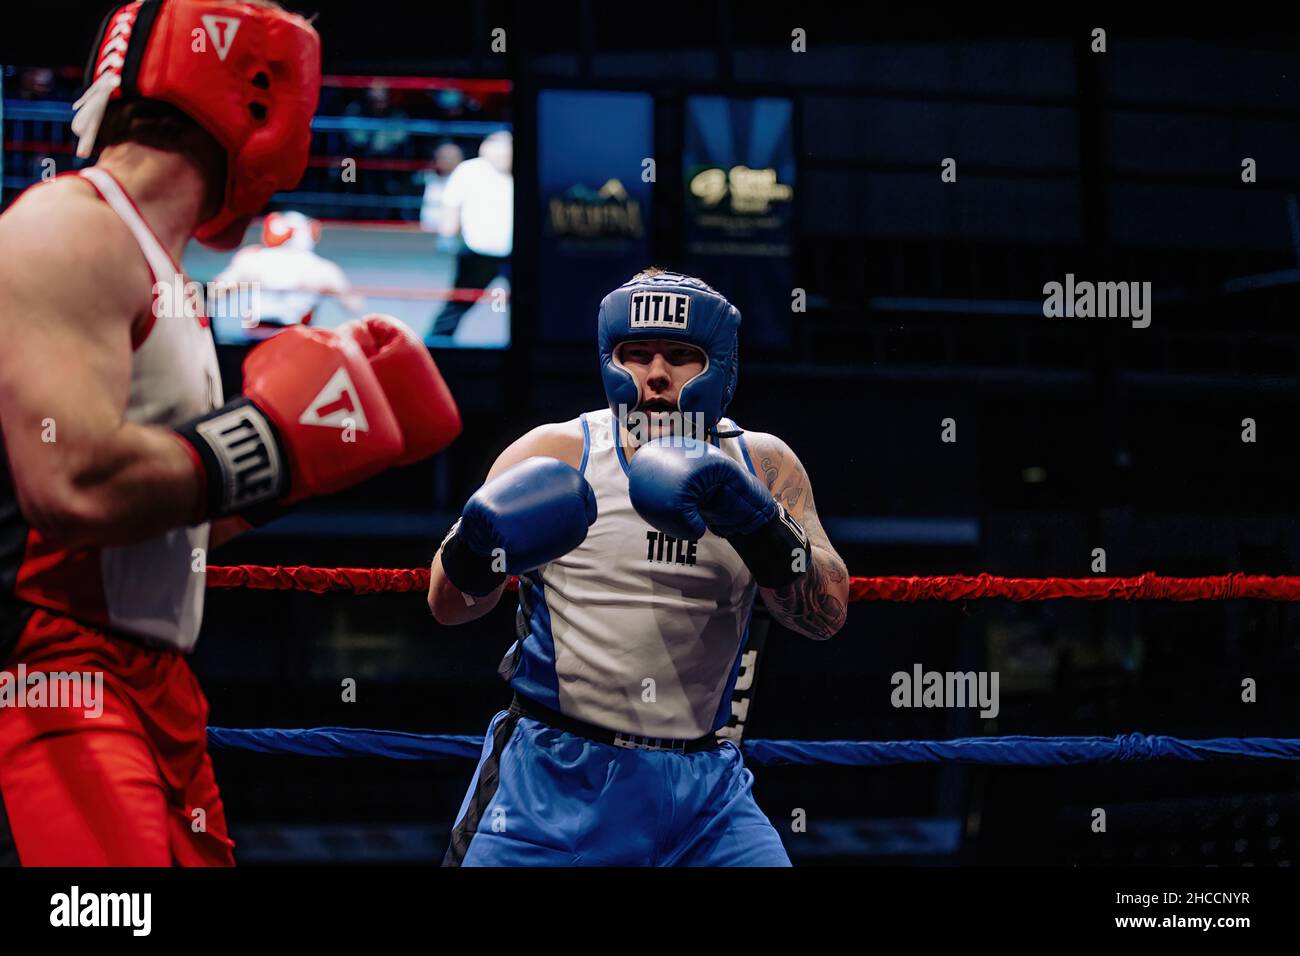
[96, 100, 225, 220]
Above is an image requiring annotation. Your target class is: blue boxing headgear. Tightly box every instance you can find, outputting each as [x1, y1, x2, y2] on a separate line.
[597, 272, 740, 439]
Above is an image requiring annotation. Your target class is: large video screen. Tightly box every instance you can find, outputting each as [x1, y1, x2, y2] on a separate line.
[1, 67, 512, 349]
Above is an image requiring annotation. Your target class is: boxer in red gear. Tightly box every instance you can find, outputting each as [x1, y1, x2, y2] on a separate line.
[0, 0, 460, 866]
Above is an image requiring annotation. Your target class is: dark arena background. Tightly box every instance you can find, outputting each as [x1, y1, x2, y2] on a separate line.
[2, 1, 1299, 898]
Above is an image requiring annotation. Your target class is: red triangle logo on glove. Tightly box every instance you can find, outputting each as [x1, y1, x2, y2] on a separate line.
[299, 368, 370, 432]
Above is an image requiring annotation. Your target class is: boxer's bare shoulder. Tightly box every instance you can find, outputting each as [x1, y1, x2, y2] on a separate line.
[0, 176, 152, 331]
[485, 418, 586, 479]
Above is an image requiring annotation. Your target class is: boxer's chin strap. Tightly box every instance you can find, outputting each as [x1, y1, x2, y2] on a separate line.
[620, 417, 742, 444]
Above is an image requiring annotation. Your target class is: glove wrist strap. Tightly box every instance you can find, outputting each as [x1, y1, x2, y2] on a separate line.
[439, 520, 507, 596]
[728, 502, 810, 589]
[174, 396, 288, 519]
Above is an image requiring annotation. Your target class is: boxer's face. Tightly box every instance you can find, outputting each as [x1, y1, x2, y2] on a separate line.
[616, 339, 706, 439]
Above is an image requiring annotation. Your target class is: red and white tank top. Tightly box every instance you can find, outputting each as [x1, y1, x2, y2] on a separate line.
[1, 168, 223, 652]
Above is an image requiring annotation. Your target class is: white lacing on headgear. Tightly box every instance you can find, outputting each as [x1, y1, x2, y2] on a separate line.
[72, 73, 122, 159]
[72, 6, 135, 159]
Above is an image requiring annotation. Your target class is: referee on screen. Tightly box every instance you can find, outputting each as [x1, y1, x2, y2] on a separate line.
[430, 131, 513, 338]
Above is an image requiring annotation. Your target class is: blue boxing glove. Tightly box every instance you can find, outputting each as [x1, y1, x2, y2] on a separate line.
[439, 457, 597, 595]
[627, 437, 810, 589]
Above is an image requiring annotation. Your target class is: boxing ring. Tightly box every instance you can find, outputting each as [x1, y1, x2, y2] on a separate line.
[204, 566, 1300, 771]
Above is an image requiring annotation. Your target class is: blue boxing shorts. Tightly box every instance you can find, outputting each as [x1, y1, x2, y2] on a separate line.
[443, 706, 791, 867]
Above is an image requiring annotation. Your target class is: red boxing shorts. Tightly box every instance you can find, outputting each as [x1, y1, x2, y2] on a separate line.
[0, 609, 234, 866]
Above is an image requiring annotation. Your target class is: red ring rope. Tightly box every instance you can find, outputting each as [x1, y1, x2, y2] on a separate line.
[205, 566, 1300, 602]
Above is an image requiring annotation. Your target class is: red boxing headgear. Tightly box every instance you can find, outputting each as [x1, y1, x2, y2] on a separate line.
[74, 0, 321, 249]
[262, 210, 320, 250]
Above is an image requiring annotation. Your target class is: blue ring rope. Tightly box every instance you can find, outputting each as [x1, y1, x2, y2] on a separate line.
[206, 727, 1300, 767]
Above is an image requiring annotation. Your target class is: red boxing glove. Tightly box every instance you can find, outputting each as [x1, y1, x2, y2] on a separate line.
[243, 326, 405, 500]
[175, 326, 405, 517]
[338, 314, 461, 465]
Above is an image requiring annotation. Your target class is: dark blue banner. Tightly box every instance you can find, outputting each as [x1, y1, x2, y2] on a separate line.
[538, 90, 654, 343]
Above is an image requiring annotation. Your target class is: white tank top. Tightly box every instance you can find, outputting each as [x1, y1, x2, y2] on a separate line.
[11, 169, 222, 651]
[504, 408, 759, 739]
[213, 244, 346, 327]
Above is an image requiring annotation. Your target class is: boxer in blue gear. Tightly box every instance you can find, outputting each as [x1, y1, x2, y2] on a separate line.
[429, 268, 850, 866]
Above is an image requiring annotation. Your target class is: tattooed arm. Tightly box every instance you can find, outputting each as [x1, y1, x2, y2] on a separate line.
[743, 431, 849, 640]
